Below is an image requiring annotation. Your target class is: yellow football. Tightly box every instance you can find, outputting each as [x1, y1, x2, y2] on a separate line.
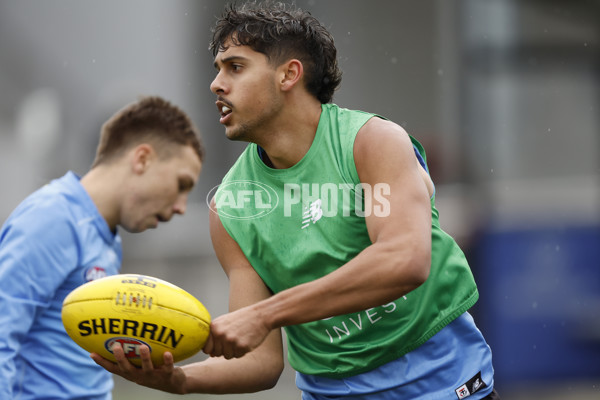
[61, 274, 211, 366]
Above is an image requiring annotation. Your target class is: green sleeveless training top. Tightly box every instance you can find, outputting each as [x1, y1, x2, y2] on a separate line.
[215, 103, 479, 378]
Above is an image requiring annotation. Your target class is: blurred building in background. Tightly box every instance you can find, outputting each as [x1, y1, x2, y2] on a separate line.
[0, 1, 598, 399]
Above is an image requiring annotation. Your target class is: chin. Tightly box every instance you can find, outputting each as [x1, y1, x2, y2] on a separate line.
[122, 223, 154, 234]
[224, 128, 239, 141]
[225, 128, 251, 143]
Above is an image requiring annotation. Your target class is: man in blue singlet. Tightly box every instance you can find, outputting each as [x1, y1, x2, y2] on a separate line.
[0, 96, 203, 399]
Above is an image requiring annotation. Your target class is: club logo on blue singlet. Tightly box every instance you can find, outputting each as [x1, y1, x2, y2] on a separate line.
[84, 266, 107, 282]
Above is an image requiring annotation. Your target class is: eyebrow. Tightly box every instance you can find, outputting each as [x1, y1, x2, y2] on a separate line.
[213, 55, 249, 70]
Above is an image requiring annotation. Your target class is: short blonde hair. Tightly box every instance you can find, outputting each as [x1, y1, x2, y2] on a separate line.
[92, 96, 203, 167]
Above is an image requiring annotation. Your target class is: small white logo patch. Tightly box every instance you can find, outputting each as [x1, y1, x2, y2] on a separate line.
[302, 199, 323, 229]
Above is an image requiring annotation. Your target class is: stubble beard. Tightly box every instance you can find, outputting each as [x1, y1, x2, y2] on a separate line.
[225, 98, 283, 144]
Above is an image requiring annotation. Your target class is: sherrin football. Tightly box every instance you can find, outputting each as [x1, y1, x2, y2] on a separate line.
[62, 274, 211, 366]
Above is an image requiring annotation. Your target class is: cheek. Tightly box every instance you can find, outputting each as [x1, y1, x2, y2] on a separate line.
[121, 194, 147, 221]
[242, 78, 275, 109]
[123, 189, 157, 219]
[127, 171, 181, 215]
[147, 187, 180, 212]
[136, 177, 173, 202]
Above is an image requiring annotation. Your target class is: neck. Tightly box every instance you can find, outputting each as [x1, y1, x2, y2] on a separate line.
[80, 165, 122, 232]
[257, 100, 323, 169]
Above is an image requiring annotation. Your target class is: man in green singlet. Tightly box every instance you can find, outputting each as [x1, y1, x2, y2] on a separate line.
[94, 2, 499, 399]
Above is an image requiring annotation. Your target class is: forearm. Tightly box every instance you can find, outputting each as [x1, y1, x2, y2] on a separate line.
[256, 238, 430, 331]
[183, 335, 283, 393]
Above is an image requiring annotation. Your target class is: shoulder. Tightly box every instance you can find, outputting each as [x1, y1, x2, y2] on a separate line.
[357, 116, 410, 139]
[354, 117, 413, 165]
[0, 195, 81, 288]
[324, 104, 376, 130]
[2, 186, 79, 250]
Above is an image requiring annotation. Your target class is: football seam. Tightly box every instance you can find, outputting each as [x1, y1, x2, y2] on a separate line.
[63, 297, 210, 322]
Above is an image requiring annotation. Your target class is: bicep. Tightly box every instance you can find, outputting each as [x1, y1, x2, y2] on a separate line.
[354, 119, 432, 275]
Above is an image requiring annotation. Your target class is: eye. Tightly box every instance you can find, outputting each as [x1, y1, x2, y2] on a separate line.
[178, 179, 193, 193]
[231, 64, 243, 72]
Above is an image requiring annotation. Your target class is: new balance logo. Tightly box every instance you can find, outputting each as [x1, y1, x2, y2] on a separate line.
[455, 372, 487, 399]
[302, 199, 323, 229]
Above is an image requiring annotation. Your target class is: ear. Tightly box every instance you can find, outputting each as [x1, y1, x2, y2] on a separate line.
[130, 144, 156, 174]
[279, 59, 304, 92]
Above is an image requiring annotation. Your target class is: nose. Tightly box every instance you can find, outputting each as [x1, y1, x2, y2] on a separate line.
[173, 193, 189, 215]
[210, 70, 226, 95]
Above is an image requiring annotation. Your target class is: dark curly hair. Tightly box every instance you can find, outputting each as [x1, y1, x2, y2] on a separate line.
[209, 1, 342, 104]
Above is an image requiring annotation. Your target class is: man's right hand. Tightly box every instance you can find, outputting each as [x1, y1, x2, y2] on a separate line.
[90, 343, 187, 394]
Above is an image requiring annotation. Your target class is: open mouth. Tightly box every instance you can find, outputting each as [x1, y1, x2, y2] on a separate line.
[220, 105, 232, 117]
[217, 100, 233, 122]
